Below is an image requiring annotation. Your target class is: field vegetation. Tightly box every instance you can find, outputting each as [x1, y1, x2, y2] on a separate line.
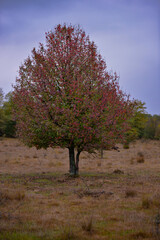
[0, 138, 160, 239]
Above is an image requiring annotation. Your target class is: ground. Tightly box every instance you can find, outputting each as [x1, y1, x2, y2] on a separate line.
[0, 138, 160, 240]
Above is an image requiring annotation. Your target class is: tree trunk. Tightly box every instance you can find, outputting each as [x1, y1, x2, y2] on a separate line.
[68, 146, 76, 176]
[75, 150, 81, 175]
[68, 146, 81, 176]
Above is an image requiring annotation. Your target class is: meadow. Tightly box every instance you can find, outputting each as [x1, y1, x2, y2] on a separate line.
[0, 138, 160, 240]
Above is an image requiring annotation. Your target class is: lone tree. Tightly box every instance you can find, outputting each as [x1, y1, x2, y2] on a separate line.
[13, 24, 134, 175]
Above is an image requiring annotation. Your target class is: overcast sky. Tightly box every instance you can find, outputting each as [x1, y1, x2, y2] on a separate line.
[0, 0, 159, 114]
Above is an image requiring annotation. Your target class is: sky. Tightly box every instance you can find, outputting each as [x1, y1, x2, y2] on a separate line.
[0, 0, 159, 115]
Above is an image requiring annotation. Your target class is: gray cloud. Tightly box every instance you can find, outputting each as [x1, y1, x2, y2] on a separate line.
[0, 0, 159, 114]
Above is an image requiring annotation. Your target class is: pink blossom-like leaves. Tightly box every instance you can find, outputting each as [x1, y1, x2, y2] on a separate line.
[13, 24, 134, 152]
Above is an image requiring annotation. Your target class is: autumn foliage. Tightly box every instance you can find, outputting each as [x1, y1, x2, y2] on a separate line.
[13, 24, 133, 175]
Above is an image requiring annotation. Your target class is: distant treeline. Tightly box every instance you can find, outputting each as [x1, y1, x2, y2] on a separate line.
[0, 89, 16, 138]
[143, 114, 160, 140]
[0, 89, 159, 140]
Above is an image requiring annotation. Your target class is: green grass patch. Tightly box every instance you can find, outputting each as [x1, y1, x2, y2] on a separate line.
[32, 178, 53, 185]
[0, 174, 14, 181]
[0, 232, 42, 240]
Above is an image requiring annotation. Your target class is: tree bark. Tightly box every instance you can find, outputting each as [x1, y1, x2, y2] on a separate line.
[68, 146, 81, 176]
[75, 150, 81, 175]
[68, 145, 76, 176]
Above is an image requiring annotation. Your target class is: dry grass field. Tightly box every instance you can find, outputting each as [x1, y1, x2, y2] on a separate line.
[0, 138, 160, 240]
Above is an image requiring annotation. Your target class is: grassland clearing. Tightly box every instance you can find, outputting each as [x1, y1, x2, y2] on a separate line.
[0, 138, 160, 239]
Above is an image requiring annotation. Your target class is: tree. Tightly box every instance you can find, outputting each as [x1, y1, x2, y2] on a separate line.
[143, 114, 160, 140]
[0, 90, 16, 137]
[0, 88, 4, 107]
[3, 92, 16, 137]
[13, 24, 134, 175]
[123, 100, 147, 148]
[0, 88, 5, 136]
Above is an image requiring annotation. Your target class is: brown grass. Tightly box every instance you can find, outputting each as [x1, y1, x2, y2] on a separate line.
[137, 151, 145, 163]
[125, 189, 137, 198]
[141, 197, 152, 209]
[0, 189, 25, 201]
[0, 138, 160, 239]
[81, 215, 94, 233]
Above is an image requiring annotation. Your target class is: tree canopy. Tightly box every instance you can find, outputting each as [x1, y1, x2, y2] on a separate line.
[13, 24, 134, 175]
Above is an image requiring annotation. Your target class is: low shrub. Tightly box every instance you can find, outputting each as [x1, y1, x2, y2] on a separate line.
[81, 216, 94, 233]
[125, 189, 137, 198]
[137, 152, 145, 163]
